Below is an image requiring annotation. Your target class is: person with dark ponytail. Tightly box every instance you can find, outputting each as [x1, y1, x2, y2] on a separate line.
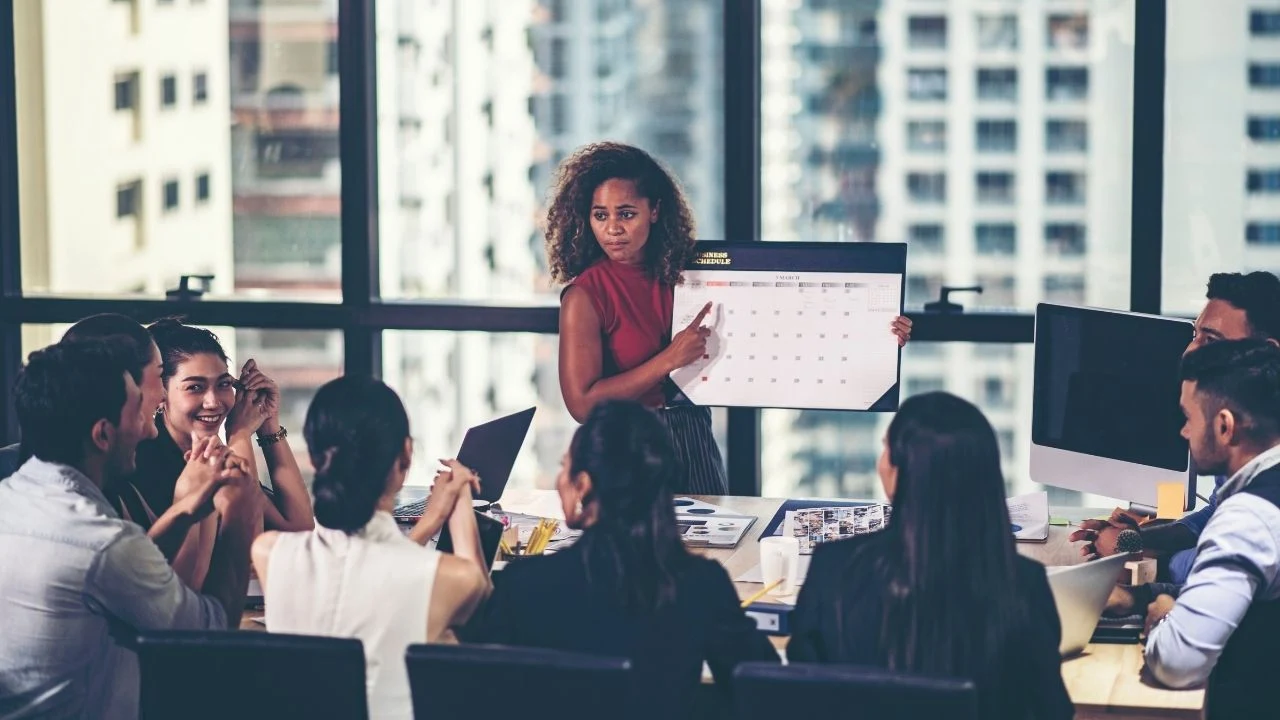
[251, 376, 490, 720]
[786, 392, 1072, 720]
[462, 399, 778, 717]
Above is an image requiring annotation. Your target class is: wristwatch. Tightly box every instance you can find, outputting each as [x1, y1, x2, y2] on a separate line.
[256, 426, 287, 447]
[1115, 528, 1144, 553]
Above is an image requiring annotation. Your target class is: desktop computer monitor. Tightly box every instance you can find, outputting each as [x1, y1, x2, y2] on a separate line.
[1030, 304, 1195, 510]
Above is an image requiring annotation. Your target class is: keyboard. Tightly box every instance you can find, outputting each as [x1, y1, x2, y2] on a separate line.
[393, 498, 428, 521]
[1092, 614, 1143, 644]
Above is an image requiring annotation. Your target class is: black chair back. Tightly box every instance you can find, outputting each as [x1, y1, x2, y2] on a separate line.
[733, 662, 978, 720]
[136, 630, 368, 720]
[406, 643, 630, 719]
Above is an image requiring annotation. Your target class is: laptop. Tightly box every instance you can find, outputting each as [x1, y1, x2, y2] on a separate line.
[393, 407, 536, 521]
[1046, 553, 1133, 656]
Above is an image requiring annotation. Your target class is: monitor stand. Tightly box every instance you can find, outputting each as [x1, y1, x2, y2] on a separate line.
[1127, 502, 1157, 518]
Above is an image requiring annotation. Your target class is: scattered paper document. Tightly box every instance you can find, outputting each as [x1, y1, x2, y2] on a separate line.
[782, 504, 891, 554]
[1008, 490, 1049, 542]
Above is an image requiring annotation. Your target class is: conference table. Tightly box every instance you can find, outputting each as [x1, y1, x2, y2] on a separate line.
[242, 490, 1206, 719]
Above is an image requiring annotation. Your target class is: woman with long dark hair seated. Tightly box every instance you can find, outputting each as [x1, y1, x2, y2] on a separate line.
[786, 392, 1072, 720]
[252, 376, 491, 720]
[463, 399, 778, 715]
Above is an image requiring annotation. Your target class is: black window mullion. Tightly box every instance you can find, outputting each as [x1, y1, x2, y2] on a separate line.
[1130, 0, 1166, 314]
[724, 0, 762, 496]
[1, 0, 22, 445]
[338, 0, 380, 377]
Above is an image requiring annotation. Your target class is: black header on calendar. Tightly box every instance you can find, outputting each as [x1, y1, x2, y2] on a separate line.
[685, 241, 906, 275]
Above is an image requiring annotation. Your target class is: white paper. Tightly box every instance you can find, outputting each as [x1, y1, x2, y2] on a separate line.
[673, 497, 757, 547]
[1007, 490, 1050, 542]
[670, 270, 902, 410]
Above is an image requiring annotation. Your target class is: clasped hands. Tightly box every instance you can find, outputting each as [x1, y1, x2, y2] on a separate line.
[173, 433, 259, 521]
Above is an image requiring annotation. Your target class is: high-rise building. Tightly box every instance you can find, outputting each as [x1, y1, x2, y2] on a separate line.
[228, 0, 343, 473]
[15, 0, 233, 351]
[760, 0, 1134, 501]
[1164, 1, 1280, 311]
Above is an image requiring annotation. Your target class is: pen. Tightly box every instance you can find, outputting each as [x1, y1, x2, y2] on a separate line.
[740, 579, 784, 608]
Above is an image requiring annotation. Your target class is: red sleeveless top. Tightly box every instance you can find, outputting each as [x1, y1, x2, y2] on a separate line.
[569, 259, 674, 408]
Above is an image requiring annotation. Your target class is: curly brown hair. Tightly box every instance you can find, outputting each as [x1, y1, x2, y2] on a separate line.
[544, 142, 698, 286]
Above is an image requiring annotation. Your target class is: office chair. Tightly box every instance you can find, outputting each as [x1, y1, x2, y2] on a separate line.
[732, 662, 978, 720]
[136, 630, 368, 720]
[405, 643, 630, 720]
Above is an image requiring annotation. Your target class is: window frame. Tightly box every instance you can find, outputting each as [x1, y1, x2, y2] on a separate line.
[0, 0, 1169, 497]
[160, 73, 178, 108]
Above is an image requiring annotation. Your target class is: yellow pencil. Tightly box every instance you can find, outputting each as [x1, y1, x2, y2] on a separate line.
[740, 579, 785, 608]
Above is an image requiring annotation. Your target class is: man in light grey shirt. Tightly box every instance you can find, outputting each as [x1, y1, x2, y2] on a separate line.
[0, 338, 262, 720]
[1108, 339, 1280, 719]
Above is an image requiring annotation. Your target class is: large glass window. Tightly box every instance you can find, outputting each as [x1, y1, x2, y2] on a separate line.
[12, 0, 342, 300]
[4, 0, 1150, 502]
[762, 344, 1041, 500]
[381, 331, 727, 491]
[376, 0, 724, 301]
[759, 0, 1133, 499]
[1165, 0, 1280, 314]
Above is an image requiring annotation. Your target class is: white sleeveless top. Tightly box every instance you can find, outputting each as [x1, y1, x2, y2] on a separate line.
[266, 511, 440, 720]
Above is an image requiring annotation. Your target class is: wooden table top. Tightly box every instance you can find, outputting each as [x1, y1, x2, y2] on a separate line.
[243, 490, 1206, 719]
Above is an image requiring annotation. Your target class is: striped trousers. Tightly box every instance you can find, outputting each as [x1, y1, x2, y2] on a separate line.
[653, 406, 728, 496]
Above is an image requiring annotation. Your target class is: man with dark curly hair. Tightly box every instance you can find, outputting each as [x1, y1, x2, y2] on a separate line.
[548, 142, 912, 494]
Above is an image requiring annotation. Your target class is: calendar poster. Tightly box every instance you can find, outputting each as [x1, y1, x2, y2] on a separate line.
[670, 242, 906, 411]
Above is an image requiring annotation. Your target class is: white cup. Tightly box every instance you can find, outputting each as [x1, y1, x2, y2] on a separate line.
[758, 536, 801, 596]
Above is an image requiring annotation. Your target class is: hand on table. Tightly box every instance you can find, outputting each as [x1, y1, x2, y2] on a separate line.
[1144, 594, 1177, 636]
[1104, 585, 1137, 617]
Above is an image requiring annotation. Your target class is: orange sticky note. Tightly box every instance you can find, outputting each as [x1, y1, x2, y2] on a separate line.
[1157, 482, 1184, 520]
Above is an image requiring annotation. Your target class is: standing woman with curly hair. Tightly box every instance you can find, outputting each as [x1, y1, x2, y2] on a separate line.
[549, 143, 912, 494]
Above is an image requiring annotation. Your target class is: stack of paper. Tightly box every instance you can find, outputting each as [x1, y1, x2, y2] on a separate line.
[1008, 490, 1049, 542]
